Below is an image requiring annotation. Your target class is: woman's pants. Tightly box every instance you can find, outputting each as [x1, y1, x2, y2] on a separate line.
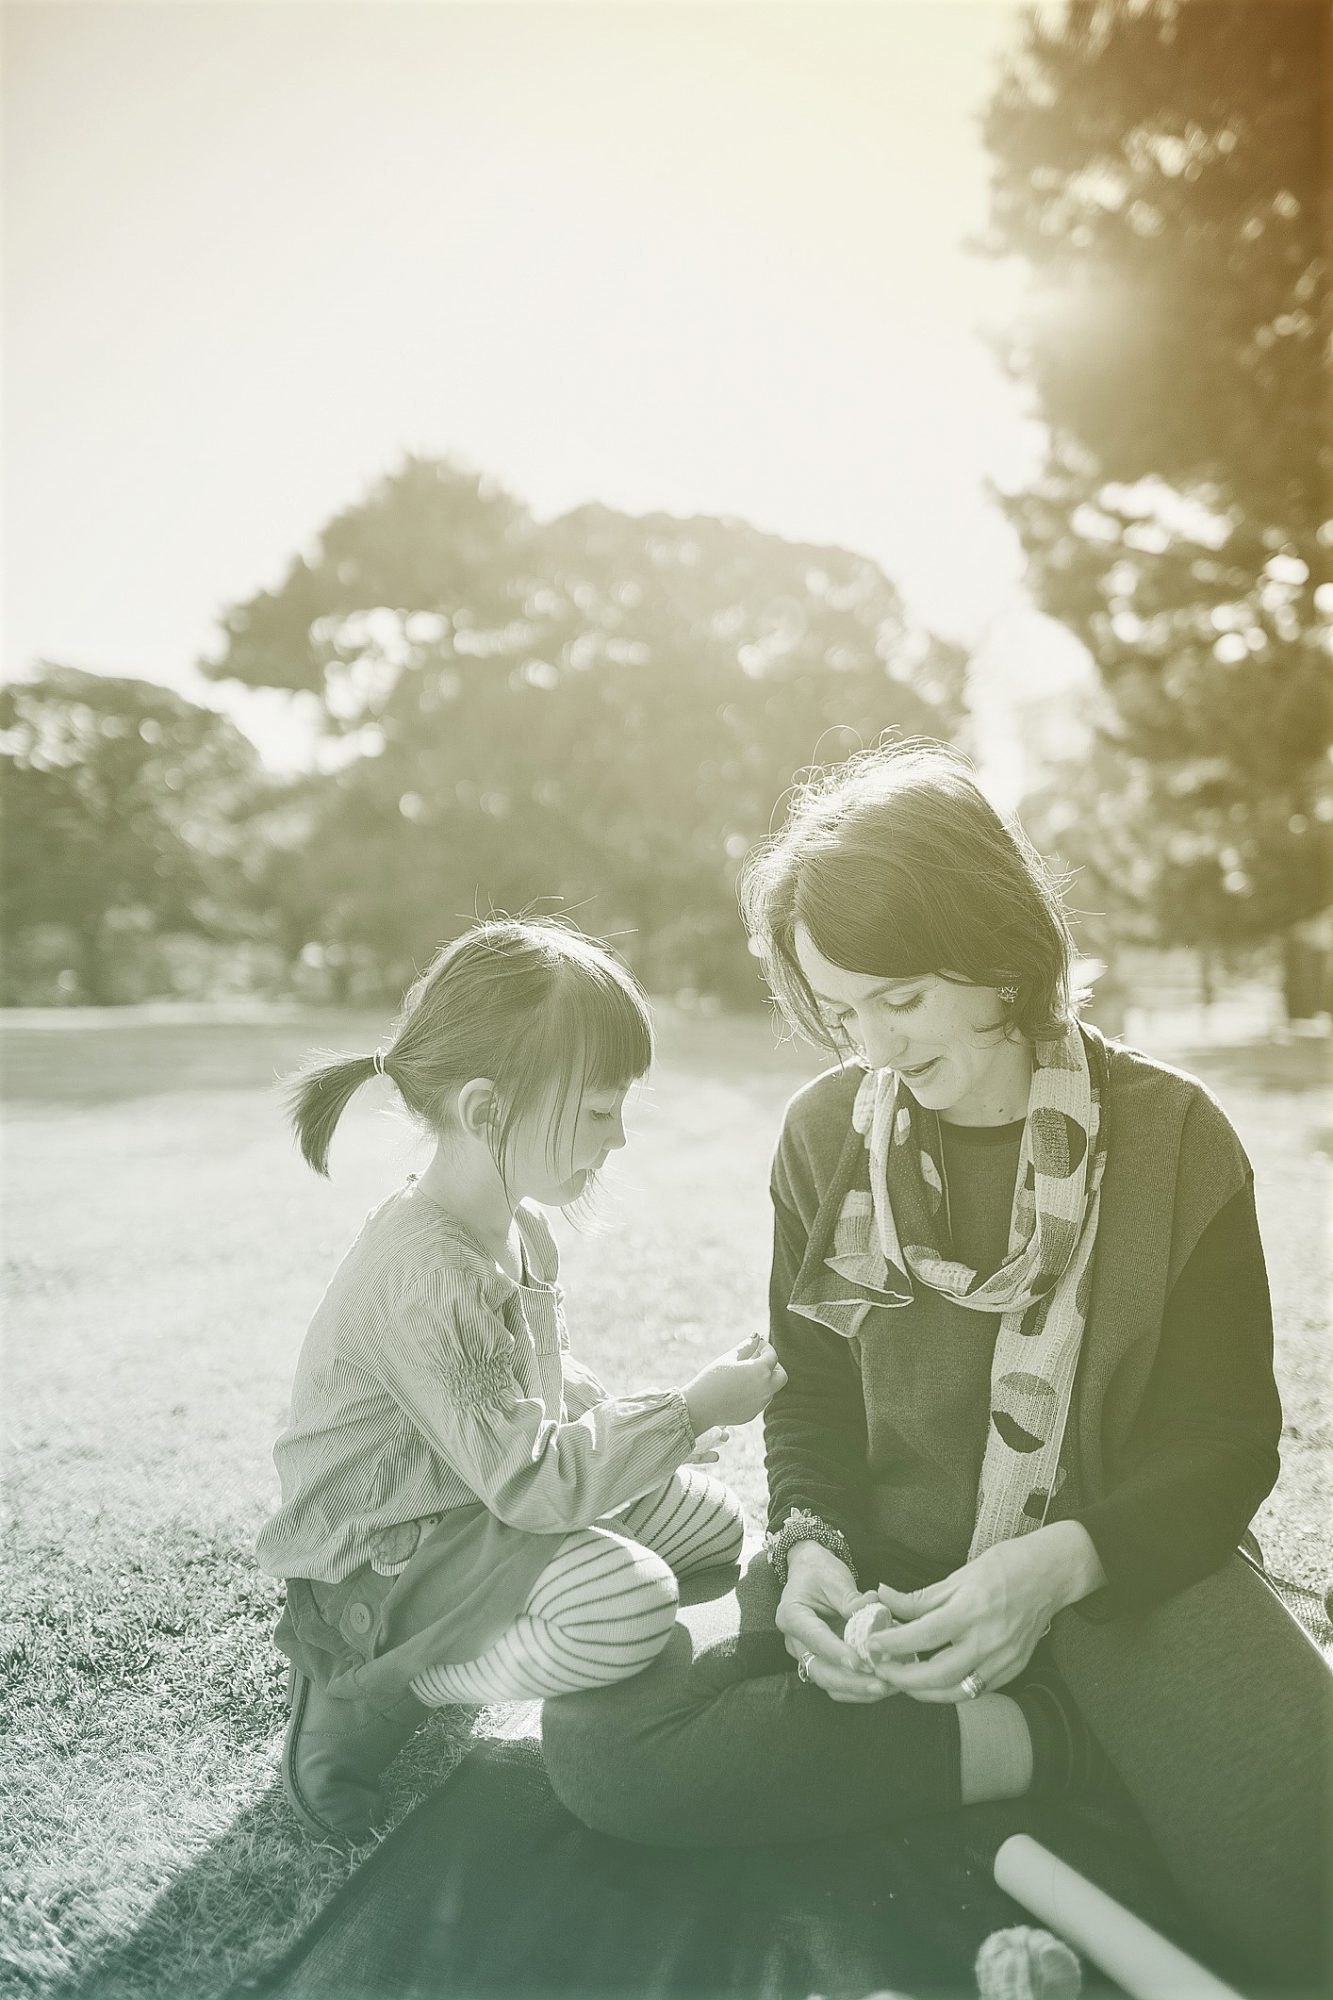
[540, 1550, 1331, 1989]
[1049, 1552, 1330, 1989]
[412, 1467, 745, 1706]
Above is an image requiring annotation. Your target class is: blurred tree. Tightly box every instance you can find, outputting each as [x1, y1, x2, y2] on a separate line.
[204, 457, 966, 997]
[981, 0, 1331, 1007]
[1, 668, 264, 1002]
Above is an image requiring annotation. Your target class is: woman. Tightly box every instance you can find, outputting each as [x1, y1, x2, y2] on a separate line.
[541, 739, 1329, 1988]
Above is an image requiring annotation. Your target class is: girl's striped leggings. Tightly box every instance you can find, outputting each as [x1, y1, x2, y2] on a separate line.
[410, 1466, 745, 1707]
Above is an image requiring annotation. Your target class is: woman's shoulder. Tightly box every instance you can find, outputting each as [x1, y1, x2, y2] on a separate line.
[1096, 1030, 1249, 1173]
[772, 1062, 863, 1189]
[1099, 1029, 1228, 1110]
[781, 1059, 862, 1126]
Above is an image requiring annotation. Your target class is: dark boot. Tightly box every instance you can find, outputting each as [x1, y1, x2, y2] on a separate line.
[282, 1667, 425, 1840]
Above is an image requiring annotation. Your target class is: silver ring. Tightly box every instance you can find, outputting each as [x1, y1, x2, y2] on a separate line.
[796, 1651, 815, 1684]
[960, 1671, 985, 1700]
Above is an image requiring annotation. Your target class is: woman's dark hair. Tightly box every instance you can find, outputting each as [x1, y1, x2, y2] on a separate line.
[286, 918, 654, 1179]
[738, 737, 1078, 1053]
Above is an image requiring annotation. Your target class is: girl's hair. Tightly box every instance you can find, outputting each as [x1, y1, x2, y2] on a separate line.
[287, 918, 654, 1179]
[738, 737, 1078, 1052]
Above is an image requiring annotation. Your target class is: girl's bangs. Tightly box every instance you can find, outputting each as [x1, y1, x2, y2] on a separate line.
[495, 956, 653, 1174]
[520, 975, 650, 1183]
[576, 971, 653, 1090]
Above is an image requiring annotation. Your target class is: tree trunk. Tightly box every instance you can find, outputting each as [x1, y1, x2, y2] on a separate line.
[1280, 928, 1325, 1024]
[1196, 946, 1215, 1011]
[77, 922, 115, 1005]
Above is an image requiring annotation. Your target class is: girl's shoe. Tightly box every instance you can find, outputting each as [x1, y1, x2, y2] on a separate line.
[282, 1667, 425, 1840]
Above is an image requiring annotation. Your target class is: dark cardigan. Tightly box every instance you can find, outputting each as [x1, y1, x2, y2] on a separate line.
[763, 1032, 1283, 1620]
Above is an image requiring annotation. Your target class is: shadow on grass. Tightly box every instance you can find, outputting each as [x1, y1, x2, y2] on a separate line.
[0, 1510, 474, 2000]
[64, 1712, 481, 2000]
[67, 1565, 748, 2000]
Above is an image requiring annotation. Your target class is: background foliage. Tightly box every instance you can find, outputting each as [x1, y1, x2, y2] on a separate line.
[0, 669, 270, 1005]
[4, 0, 1327, 1013]
[5, 466, 965, 1004]
[983, 0, 1331, 999]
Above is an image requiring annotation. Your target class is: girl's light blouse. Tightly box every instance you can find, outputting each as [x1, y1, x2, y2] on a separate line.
[255, 1182, 696, 1583]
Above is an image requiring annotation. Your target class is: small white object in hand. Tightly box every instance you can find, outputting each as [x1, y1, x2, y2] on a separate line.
[975, 1924, 1082, 2000]
[843, 1600, 895, 1666]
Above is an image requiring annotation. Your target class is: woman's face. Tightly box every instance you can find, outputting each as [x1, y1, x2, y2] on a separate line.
[792, 924, 1033, 1127]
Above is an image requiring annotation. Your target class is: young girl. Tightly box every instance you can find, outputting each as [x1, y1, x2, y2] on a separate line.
[257, 917, 786, 1841]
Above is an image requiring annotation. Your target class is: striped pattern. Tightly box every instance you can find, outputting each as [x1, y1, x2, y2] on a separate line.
[616, 1464, 747, 1574]
[256, 1182, 695, 1584]
[412, 1469, 744, 1705]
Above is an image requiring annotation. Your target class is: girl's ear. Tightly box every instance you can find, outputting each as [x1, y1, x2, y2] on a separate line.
[455, 1077, 499, 1142]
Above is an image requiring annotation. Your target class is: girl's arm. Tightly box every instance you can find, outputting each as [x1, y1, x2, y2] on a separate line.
[377, 1269, 700, 1534]
[561, 1351, 610, 1420]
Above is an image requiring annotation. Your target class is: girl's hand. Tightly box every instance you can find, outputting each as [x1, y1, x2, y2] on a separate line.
[864, 1523, 1105, 1703]
[686, 1425, 730, 1465]
[684, 1337, 787, 1433]
[775, 1542, 896, 1705]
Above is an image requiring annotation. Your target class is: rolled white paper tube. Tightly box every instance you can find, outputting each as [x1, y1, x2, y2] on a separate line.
[993, 1835, 1244, 2000]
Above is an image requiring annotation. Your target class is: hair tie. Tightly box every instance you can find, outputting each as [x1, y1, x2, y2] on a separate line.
[372, 1047, 388, 1077]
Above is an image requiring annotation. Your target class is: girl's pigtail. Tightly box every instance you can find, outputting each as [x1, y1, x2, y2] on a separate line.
[287, 1050, 381, 1176]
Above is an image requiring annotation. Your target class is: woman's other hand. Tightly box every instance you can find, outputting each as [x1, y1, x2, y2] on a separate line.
[775, 1542, 896, 1704]
[864, 1522, 1106, 1702]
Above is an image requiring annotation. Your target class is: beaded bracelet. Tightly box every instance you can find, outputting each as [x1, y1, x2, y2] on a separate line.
[764, 1506, 857, 1589]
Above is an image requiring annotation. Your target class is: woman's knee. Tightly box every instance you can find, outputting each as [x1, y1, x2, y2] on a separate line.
[541, 1572, 790, 1842]
[541, 1621, 699, 1840]
[1050, 1556, 1332, 1987]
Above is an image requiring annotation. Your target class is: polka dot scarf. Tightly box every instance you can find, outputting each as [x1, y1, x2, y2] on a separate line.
[851, 1023, 1107, 1557]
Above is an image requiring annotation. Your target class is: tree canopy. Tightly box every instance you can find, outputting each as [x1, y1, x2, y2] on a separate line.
[982, 0, 1330, 958]
[1, 667, 264, 1001]
[203, 457, 966, 996]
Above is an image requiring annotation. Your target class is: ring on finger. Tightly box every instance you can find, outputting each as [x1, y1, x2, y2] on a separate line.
[796, 1651, 815, 1684]
[960, 1670, 986, 1700]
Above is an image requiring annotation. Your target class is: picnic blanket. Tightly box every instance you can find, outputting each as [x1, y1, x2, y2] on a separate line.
[244, 1733, 1239, 2000]
[243, 1563, 1332, 2000]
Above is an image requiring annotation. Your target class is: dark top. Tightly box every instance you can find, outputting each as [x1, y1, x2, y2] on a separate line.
[841, 1119, 1022, 1572]
[764, 1049, 1282, 1621]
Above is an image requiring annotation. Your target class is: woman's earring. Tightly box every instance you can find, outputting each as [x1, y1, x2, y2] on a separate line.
[998, 984, 1018, 1005]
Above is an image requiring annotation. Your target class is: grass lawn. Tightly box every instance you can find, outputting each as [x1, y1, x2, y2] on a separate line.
[2, 1006, 1329, 1999]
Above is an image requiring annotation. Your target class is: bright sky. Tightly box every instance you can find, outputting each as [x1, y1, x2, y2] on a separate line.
[4, 0, 1088, 793]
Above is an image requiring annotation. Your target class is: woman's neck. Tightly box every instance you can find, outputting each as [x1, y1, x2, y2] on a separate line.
[937, 1034, 1035, 1128]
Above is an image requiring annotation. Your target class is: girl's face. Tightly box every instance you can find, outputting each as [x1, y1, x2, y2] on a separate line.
[792, 924, 1032, 1127]
[506, 1080, 632, 1206]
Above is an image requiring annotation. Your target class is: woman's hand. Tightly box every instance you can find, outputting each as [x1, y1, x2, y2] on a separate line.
[864, 1522, 1106, 1703]
[775, 1541, 896, 1704]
